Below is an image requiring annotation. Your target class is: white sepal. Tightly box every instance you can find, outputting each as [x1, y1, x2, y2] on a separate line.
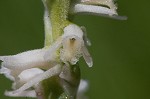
[80, 0, 117, 10]
[12, 64, 62, 94]
[81, 45, 93, 67]
[73, 4, 127, 20]
[0, 49, 49, 70]
[5, 90, 36, 98]
[77, 79, 89, 99]
[0, 66, 15, 81]
[18, 68, 44, 84]
[81, 26, 91, 46]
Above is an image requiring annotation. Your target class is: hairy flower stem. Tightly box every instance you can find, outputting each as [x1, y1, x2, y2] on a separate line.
[44, 0, 71, 46]
[41, 0, 81, 99]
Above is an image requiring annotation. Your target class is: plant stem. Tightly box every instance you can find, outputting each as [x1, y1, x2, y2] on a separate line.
[44, 0, 71, 46]
[41, 0, 81, 99]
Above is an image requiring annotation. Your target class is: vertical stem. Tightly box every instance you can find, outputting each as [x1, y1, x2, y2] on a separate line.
[41, 0, 81, 99]
[45, 0, 71, 46]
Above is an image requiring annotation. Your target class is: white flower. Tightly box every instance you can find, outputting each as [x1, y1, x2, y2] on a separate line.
[0, 0, 126, 98]
[71, 0, 127, 20]
[0, 24, 92, 97]
[0, 49, 62, 97]
[45, 24, 93, 67]
[4, 68, 44, 98]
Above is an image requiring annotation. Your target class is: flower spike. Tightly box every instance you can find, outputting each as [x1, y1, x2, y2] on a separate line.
[0, 0, 126, 98]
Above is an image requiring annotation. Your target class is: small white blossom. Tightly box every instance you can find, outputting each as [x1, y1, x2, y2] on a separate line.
[62, 24, 93, 67]
[45, 24, 93, 67]
[4, 68, 44, 97]
[71, 0, 127, 20]
[0, 49, 62, 97]
[0, 24, 92, 97]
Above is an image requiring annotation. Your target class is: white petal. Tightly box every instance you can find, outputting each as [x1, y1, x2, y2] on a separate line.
[12, 64, 62, 94]
[81, 45, 93, 67]
[18, 68, 44, 83]
[73, 4, 127, 20]
[5, 90, 36, 98]
[81, 26, 91, 46]
[74, 4, 116, 15]
[80, 0, 117, 10]
[0, 49, 49, 70]
[77, 80, 89, 99]
[0, 66, 15, 81]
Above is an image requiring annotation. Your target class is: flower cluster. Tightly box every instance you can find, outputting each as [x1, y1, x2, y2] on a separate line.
[0, 0, 126, 99]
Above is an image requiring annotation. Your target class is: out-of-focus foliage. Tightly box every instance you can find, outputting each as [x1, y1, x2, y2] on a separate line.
[0, 0, 150, 99]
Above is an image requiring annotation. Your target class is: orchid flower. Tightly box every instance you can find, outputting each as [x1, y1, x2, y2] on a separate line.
[0, 24, 92, 98]
[0, 49, 62, 97]
[0, 0, 126, 99]
[71, 0, 127, 20]
[44, 24, 93, 67]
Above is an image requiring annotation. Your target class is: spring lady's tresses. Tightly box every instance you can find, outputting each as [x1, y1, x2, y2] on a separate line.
[0, 0, 126, 99]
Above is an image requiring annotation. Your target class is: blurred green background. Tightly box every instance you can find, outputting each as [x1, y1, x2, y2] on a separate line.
[0, 0, 150, 99]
